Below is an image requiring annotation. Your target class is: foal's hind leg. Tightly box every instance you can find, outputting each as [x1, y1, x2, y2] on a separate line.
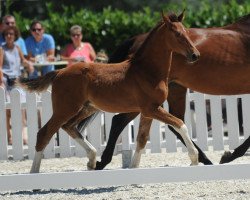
[31, 115, 66, 173]
[130, 116, 152, 168]
[142, 106, 199, 165]
[62, 106, 98, 170]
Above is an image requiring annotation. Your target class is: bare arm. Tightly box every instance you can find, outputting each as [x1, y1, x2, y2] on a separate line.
[88, 44, 96, 62]
[17, 46, 34, 74]
[46, 48, 55, 61]
[0, 48, 4, 87]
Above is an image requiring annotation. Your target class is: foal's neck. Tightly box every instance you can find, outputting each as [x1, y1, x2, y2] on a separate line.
[132, 24, 173, 80]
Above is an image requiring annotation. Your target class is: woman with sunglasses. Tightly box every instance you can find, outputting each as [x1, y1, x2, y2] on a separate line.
[25, 20, 55, 78]
[0, 15, 27, 56]
[0, 26, 34, 145]
[61, 25, 96, 66]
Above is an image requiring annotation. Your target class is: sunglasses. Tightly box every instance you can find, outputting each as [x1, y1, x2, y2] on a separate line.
[32, 28, 42, 32]
[4, 32, 14, 36]
[71, 34, 81, 38]
[5, 22, 15, 26]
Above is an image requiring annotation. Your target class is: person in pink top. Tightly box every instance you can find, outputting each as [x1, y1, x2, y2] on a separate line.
[61, 25, 96, 66]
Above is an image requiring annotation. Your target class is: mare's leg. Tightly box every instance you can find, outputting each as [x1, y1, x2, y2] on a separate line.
[62, 105, 98, 170]
[142, 105, 199, 165]
[167, 83, 213, 165]
[220, 136, 250, 164]
[95, 112, 139, 170]
[130, 116, 152, 168]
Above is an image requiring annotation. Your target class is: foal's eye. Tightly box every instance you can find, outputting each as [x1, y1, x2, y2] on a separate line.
[176, 32, 182, 37]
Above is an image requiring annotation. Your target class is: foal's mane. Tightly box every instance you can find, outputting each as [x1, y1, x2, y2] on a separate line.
[130, 13, 179, 63]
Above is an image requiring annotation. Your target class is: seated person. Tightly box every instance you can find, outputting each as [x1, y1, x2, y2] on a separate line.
[61, 25, 96, 66]
[25, 20, 55, 78]
[0, 15, 27, 56]
[0, 26, 34, 145]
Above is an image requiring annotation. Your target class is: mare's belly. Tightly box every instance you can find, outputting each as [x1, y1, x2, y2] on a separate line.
[181, 79, 250, 95]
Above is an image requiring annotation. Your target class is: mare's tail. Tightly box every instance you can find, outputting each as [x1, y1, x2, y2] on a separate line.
[16, 70, 59, 93]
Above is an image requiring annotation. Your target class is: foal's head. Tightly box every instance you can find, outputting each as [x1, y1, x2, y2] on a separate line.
[162, 11, 200, 63]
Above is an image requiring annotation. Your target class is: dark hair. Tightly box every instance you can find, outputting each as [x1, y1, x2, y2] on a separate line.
[2, 26, 20, 40]
[29, 20, 44, 30]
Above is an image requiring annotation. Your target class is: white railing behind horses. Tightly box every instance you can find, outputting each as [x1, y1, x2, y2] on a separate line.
[0, 87, 249, 163]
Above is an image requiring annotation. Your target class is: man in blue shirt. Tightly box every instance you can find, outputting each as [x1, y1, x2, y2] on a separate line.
[25, 20, 55, 78]
[0, 15, 27, 56]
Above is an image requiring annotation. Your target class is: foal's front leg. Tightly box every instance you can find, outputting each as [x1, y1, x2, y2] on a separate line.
[143, 106, 199, 165]
[130, 116, 152, 168]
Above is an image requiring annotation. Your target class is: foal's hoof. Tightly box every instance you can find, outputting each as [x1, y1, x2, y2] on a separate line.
[220, 151, 232, 164]
[87, 161, 96, 170]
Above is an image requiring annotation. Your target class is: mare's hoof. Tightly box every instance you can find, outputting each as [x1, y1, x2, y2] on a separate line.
[219, 151, 232, 164]
[204, 159, 213, 165]
[95, 161, 104, 170]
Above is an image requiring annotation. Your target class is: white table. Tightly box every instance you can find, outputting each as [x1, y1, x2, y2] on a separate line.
[33, 61, 68, 67]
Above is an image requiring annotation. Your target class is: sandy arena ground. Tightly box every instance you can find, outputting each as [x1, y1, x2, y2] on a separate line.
[0, 149, 250, 200]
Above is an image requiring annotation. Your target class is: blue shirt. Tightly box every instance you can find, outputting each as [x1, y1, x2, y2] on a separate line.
[25, 33, 55, 57]
[0, 34, 27, 56]
[25, 33, 55, 76]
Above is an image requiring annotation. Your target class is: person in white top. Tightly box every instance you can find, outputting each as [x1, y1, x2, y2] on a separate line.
[0, 26, 34, 145]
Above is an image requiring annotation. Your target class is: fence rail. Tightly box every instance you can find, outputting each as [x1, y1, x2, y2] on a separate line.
[0, 88, 248, 161]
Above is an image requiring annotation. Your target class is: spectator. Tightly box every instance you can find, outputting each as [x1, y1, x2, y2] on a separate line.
[0, 15, 27, 56]
[0, 26, 34, 145]
[25, 20, 55, 78]
[61, 25, 96, 66]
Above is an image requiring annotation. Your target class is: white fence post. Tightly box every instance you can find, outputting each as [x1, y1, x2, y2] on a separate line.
[0, 87, 8, 160]
[165, 101, 177, 152]
[10, 89, 24, 160]
[209, 95, 224, 150]
[87, 112, 102, 156]
[41, 91, 55, 158]
[241, 95, 250, 140]
[225, 96, 240, 149]
[192, 92, 208, 151]
[121, 121, 133, 168]
[26, 92, 39, 159]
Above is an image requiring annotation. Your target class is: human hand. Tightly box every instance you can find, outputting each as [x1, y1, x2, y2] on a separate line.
[27, 62, 35, 73]
[47, 55, 55, 62]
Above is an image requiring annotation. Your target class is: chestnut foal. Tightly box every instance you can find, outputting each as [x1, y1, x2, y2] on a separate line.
[18, 12, 200, 173]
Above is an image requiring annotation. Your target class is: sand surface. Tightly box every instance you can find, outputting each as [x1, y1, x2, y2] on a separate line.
[0, 150, 250, 200]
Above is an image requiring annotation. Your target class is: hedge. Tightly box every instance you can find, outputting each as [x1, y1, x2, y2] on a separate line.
[13, 0, 250, 55]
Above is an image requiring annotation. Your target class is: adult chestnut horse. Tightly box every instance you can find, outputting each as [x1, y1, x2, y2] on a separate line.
[78, 13, 250, 170]
[18, 12, 200, 173]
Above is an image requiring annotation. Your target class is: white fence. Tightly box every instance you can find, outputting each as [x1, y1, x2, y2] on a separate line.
[0, 87, 249, 161]
[1, 87, 250, 191]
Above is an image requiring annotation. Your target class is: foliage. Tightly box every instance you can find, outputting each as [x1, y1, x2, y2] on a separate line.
[13, 0, 250, 55]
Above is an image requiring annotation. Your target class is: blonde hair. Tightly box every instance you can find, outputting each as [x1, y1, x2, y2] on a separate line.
[70, 25, 82, 35]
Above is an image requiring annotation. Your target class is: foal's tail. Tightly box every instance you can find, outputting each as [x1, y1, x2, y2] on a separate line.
[16, 70, 59, 93]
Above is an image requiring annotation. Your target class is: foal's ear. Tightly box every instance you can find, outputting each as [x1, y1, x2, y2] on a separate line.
[178, 9, 186, 22]
[161, 11, 172, 29]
